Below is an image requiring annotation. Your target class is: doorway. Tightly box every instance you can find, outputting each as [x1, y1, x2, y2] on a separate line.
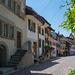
[33, 42, 37, 58]
[17, 31, 21, 48]
[0, 46, 6, 67]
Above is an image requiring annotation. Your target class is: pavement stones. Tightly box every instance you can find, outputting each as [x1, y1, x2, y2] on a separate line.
[8, 56, 75, 75]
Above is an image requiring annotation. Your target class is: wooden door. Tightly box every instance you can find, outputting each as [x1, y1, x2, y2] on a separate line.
[33, 42, 37, 58]
[17, 31, 21, 48]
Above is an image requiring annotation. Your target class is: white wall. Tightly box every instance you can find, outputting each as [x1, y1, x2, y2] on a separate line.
[39, 28, 45, 56]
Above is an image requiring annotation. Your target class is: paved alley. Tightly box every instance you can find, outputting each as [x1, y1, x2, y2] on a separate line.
[9, 56, 75, 75]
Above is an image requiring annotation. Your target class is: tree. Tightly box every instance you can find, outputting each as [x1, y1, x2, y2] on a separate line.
[59, 0, 75, 35]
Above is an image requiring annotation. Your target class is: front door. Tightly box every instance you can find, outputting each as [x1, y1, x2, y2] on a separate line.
[17, 31, 21, 48]
[33, 42, 37, 58]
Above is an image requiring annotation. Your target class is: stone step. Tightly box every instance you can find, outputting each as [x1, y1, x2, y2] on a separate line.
[8, 61, 19, 64]
[14, 53, 25, 56]
[0, 67, 14, 74]
[8, 50, 27, 69]
[11, 55, 23, 59]
[8, 63, 17, 67]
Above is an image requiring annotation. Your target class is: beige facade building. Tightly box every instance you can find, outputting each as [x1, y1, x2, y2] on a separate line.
[0, 0, 34, 69]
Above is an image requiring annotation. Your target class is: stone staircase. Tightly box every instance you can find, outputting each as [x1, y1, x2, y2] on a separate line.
[8, 50, 27, 69]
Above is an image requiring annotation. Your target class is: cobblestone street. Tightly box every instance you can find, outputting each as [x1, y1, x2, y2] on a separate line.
[9, 56, 75, 75]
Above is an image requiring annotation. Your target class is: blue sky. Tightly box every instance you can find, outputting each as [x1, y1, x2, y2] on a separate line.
[26, 0, 71, 36]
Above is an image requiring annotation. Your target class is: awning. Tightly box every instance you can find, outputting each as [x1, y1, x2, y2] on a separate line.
[0, 15, 15, 26]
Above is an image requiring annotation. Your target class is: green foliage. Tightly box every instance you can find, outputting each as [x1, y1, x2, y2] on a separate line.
[59, 0, 75, 35]
[68, 69, 75, 75]
[44, 46, 51, 49]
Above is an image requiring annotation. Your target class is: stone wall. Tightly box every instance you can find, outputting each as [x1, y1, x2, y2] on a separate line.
[17, 50, 34, 69]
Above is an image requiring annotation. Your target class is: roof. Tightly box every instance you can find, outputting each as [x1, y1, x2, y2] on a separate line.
[26, 6, 51, 26]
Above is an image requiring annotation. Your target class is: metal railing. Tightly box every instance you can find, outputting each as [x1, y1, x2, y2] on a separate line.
[22, 41, 28, 50]
[22, 41, 32, 50]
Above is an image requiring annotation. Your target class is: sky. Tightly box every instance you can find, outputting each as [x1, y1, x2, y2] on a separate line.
[26, 0, 71, 36]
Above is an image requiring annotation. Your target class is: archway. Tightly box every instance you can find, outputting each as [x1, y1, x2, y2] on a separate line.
[0, 45, 6, 67]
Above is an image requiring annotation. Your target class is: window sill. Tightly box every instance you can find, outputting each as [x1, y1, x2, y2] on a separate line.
[0, 35, 15, 40]
[0, 2, 24, 20]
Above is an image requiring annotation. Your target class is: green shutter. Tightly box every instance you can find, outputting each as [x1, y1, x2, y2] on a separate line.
[34, 23, 36, 32]
[28, 19, 30, 30]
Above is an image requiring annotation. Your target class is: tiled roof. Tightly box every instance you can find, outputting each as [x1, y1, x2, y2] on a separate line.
[26, 6, 51, 26]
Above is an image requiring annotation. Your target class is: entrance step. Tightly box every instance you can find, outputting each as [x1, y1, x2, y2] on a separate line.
[0, 67, 14, 74]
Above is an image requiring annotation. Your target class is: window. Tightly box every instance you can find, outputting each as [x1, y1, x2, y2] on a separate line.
[13, 1, 16, 12]
[11, 0, 16, 11]
[45, 38, 48, 43]
[52, 42, 56, 46]
[15, 4, 18, 14]
[39, 27, 41, 34]
[0, 0, 5, 4]
[17, 5, 20, 16]
[11, 0, 14, 10]
[42, 28, 44, 35]
[8, 26, 14, 38]
[8, 0, 11, 8]
[28, 19, 36, 32]
[6, 0, 8, 6]
[45, 28, 47, 33]
[50, 41, 51, 45]
[0, 21, 14, 38]
[39, 39, 41, 47]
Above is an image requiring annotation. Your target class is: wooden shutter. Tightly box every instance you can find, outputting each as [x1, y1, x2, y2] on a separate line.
[34, 23, 36, 32]
[28, 19, 30, 30]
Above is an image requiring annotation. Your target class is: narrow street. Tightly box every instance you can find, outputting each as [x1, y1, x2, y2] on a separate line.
[9, 56, 75, 75]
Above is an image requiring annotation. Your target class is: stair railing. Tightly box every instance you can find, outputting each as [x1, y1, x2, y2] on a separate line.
[22, 41, 28, 50]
